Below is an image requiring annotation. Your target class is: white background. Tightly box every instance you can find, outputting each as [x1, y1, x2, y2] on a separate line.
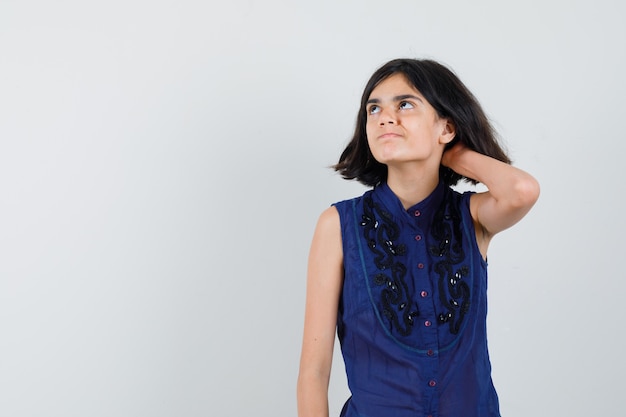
[1, 1, 624, 416]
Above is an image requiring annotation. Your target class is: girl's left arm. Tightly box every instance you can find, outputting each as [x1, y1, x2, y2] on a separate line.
[441, 143, 540, 257]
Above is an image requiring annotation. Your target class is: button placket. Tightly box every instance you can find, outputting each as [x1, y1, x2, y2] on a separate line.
[413, 225, 436, 346]
[409, 205, 439, 416]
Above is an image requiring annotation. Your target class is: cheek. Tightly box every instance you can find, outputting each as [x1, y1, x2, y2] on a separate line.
[366, 136, 375, 155]
[365, 121, 374, 137]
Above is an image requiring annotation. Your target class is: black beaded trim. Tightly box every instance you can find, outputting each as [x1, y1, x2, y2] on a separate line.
[429, 188, 471, 335]
[361, 194, 418, 337]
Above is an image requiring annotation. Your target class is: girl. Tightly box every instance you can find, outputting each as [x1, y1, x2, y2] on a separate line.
[297, 58, 539, 417]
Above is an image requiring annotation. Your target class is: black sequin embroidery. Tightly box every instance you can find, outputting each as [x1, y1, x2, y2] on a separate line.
[429, 189, 471, 335]
[361, 194, 418, 336]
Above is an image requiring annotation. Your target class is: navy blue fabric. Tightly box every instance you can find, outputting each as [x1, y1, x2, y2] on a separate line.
[333, 182, 500, 417]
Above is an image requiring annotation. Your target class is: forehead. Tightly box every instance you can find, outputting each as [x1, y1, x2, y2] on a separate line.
[369, 73, 421, 99]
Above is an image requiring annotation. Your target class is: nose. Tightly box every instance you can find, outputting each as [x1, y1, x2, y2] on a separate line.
[378, 108, 396, 125]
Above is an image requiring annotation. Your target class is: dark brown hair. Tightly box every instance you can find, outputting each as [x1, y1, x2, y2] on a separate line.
[334, 58, 511, 186]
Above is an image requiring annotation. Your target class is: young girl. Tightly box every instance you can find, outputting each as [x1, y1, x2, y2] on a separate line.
[297, 58, 540, 417]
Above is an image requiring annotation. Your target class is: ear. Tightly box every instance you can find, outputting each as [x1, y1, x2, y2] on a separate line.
[439, 120, 456, 145]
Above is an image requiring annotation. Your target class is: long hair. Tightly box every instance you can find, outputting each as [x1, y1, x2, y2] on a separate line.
[334, 58, 511, 187]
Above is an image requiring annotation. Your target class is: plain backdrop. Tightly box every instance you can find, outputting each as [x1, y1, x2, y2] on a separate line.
[1, 0, 625, 416]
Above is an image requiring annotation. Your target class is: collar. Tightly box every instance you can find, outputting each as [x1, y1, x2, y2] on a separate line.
[373, 181, 446, 228]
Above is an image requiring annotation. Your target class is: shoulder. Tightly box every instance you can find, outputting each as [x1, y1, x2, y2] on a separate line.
[332, 189, 373, 214]
[441, 185, 474, 213]
[311, 206, 342, 252]
[317, 205, 340, 230]
[309, 207, 343, 276]
[332, 192, 367, 209]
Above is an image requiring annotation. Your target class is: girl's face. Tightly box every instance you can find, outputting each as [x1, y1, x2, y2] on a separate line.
[365, 73, 454, 168]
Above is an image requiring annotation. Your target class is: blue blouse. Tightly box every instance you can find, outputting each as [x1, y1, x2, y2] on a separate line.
[333, 182, 500, 417]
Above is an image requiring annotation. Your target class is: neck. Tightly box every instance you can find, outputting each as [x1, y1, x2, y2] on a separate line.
[386, 164, 440, 209]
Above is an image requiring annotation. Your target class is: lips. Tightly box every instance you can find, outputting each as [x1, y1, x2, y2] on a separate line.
[378, 132, 402, 140]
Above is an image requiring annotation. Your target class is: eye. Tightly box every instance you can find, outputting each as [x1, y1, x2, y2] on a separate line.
[368, 105, 381, 115]
[399, 101, 414, 110]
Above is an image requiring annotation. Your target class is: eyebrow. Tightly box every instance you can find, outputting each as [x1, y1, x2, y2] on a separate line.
[366, 94, 424, 105]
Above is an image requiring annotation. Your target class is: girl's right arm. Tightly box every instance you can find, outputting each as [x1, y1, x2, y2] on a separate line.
[297, 206, 344, 417]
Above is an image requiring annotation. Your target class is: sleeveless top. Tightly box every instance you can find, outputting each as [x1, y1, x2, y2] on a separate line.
[332, 181, 500, 417]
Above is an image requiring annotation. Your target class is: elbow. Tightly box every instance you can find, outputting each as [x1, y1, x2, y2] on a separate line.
[512, 174, 540, 210]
